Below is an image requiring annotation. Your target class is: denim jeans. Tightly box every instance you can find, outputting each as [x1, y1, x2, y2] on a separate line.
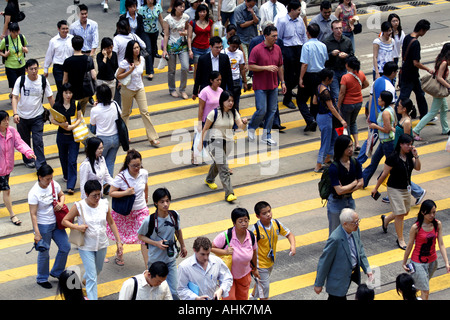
[17, 113, 46, 169]
[413, 97, 449, 135]
[36, 223, 70, 283]
[161, 259, 179, 300]
[249, 88, 278, 139]
[78, 247, 107, 300]
[329, 69, 347, 103]
[327, 194, 356, 235]
[316, 113, 338, 164]
[220, 11, 235, 25]
[56, 131, 80, 190]
[168, 50, 189, 93]
[97, 134, 120, 177]
[362, 140, 394, 188]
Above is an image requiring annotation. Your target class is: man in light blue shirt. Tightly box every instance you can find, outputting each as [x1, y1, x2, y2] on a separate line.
[177, 237, 233, 300]
[276, 1, 308, 113]
[69, 4, 99, 56]
[309, 0, 337, 42]
[298, 23, 328, 130]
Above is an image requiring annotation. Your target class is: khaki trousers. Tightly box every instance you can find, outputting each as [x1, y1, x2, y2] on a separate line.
[121, 85, 159, 142]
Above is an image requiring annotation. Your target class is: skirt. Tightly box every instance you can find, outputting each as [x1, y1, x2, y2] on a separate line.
[106, 206, 149, 244]
[387, 186, 411, 215]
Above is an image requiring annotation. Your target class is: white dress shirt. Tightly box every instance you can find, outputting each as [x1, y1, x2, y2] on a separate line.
[177, 254, 233, 300]
[43, 33, 74, 73]
[210, 52, 219, 71]
[259, 0, 287, 31]
[79, 157, 114, 200]
[118, 272, 173, 300]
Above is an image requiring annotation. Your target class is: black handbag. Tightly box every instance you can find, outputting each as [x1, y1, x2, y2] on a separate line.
[114, 101, 130, 151]
[111, 174, 136, 216]
[82, 56, 96, 97]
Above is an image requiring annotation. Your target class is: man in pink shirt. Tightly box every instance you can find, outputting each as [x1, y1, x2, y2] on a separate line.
[247, 25, 286, 146]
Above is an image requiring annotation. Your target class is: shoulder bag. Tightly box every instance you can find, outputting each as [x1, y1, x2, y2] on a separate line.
[114, 101, 130, 151]
[111, 174, 136, 216]
[82, 56, 96, 97]
[421, 73, 450, 98]
[71, 102, 89, 143]
[51, 181, 70, 230]
[68, 201, 86, 247]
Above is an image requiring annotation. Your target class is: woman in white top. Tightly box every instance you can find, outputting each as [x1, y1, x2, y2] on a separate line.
[79, 137, 114, 199]
[113, 19, 146, 63]
[90, 84, 121, 176]
[63, 179, 123, 300]
[116, 40, 160, 147]
[28, 164, 71, 289]
[388, 13, 405, 65]
[107, 149, 150, 267]
[198, 91, 248, 202]
[373, 21, 394, 80]
[162, 0, 190, 99]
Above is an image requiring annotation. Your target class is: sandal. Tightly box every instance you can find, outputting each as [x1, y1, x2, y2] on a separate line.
[413, 135, 422, 141]
[114, 255, 125, 266]
[10, 215, 22, 226]
[150, 140, 160, 147]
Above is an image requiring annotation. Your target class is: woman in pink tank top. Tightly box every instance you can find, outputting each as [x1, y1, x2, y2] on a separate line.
[402, 199, 450, 300]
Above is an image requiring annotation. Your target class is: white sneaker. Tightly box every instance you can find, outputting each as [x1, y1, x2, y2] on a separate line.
[261, 137, 277, 146]
[103, 2, 108, 11]
[415, 189, 426, 205]
[248, 130, 255, 142]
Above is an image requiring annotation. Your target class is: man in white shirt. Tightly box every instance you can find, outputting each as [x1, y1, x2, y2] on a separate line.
[44, 20, 74, 93]
[177, 237, 233, 300]
[69, 4, 99, 56]
[119, 261, 173, 300]
[259, 0, 287, 33]
[12, 59, 54, 169]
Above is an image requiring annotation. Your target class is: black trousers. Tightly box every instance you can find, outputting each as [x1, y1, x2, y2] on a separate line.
[282, 45, 302, 104]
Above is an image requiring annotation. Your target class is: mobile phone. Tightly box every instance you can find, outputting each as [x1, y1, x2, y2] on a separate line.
[406, 263, 416, 274]
[372, 191, 381, 201]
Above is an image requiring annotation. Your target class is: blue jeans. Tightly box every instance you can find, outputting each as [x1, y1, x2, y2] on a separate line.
[327, 194, 355, 235]
[150, 259, 179, 300]
[97, 134, 120, 177]
[329, 69, 347, 103]
[220, 11, 235, 25]
[249, 88, 278, 139]
[78, 247, 107, 300]
[36, 223, 70, 283]
[343, 31, 355, 53]
[316, 113, 338, 164]
[362, 140, 394, 188]
[56, 131, 80, 190]
[192, 47, 211, 64]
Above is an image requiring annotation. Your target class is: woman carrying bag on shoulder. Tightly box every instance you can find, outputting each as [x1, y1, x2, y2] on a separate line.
[62, 180, 123, 300]
[107, 149, 150, 267]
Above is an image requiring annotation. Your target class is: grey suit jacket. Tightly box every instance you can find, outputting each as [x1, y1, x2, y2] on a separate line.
[314, 225, 371, 297]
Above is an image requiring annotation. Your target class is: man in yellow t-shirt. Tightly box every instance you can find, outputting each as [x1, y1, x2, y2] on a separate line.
[249, 201, 296, 299]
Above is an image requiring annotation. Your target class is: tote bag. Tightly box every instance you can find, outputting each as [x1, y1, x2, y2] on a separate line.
[71, 102, 89, 143]
[220, 231, 233, 270]
[68, 202, 86, 247]
[421, 73, 450, 98]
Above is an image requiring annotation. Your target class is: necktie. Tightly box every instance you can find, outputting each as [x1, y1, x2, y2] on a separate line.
[273, 3, 277, 19]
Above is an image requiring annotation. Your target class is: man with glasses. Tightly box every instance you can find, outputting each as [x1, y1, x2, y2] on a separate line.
[12, 59, 54, 169]
[314, 208, 373, 300]
[192, 36, 233, 100]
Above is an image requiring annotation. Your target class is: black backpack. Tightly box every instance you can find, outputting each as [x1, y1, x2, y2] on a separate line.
[144, 210, 179, 249]
[221, 227, 255, 249]
[2, 34, 25, 64]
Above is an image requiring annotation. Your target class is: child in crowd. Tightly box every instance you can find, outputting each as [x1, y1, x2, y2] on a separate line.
[249, 201, 296, 299]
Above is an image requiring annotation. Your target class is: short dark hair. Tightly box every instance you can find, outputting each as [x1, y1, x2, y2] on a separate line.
[25, 59, 39, 69]
[320, 0, 332, 10]
[57, 20, 68, 29]
[254, 201, 271, 216]
[307, 23, 320, 38]
[228, 35, 241, 45]
[149, 261, 169, 278]
[125, 0, 137, 8]
[101, 37, 113, 50]
[71, 35, 84, 51]
[152, 187, 172, 206]
[263, 25, 277, 36]
[210, 36, 223, 46]
[287, 0, 301, 11]
[78, 4, 88, 12]
[7, 22, 20, 32]
[413, 19, 430, 32]
[379, 90, 393, 106]
[37, 164, 54, 179]
[231, 207, 250, 224]
[318, 67, 334, 81]
[346, 55, 360, 72]
[84, 180, 102, 196]
[96, 84, 112, 106]
[382, 61, 398, 76]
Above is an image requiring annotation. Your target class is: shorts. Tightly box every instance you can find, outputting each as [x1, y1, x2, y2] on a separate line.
[192, 47, 210, 64]
[411, 260, 437, 291]
[0, 175, 10, 191]
[387, 187, 411, 215]
[254, 266, 273, 299]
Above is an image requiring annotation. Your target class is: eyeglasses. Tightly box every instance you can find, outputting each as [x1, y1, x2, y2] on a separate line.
[351, 219, 361, 225]
[129, 164, 141, 169]
[90, 193, 101, 199]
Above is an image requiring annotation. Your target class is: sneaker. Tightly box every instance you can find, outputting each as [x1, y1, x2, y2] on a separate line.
[248, 130, 256, 142]
[261, 137, 277, 146]
[226, 194, 237, 202]
[382, 196, 390, 204]
[415, 189, 427, 205]
[205, 180, 218, 190]
[103, 2, 109, 12]
[37, 281, 52, 289]
[188, 65, 194, 74]
[24, 161, 36, 169]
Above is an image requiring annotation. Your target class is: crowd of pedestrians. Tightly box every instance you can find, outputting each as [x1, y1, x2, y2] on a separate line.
[0, 0, 449, 301]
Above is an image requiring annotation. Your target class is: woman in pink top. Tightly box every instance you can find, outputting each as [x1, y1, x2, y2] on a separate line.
[192, 71, 223, 164]
[402, 199, 450, 300]
[212, 208, 259, 300]
[0, 110, 35, 226]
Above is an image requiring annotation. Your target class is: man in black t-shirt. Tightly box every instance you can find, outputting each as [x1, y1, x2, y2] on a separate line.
[62, 35, 96, 114]
[398, 19, 433, 119]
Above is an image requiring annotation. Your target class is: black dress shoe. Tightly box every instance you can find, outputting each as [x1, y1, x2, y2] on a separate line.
[396, 239, 407, 250]
[272, 124, 286, 131]
[155, 53, 162, 59]
[283, 101, 297, 109]
[37, 281, 52, 289]
[381, 215, 387, 233]
[304, 121, 317, 132]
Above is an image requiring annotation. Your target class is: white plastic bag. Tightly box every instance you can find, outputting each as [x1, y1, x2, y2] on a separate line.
[157, 57, 167, 70]
[446, 136, 450, 152]
[193, 131, 212, 163]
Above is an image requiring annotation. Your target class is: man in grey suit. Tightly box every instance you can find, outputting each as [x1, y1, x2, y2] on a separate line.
[314, 208, 373, 300]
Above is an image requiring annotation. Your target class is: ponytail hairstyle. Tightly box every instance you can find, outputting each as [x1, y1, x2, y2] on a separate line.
[416, 199, 438, 232]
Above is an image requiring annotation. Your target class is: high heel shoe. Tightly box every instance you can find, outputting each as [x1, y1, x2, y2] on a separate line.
[396, 239, 406, 250]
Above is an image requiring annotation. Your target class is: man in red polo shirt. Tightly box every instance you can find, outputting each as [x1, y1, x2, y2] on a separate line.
[247, 25, 286, 146]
